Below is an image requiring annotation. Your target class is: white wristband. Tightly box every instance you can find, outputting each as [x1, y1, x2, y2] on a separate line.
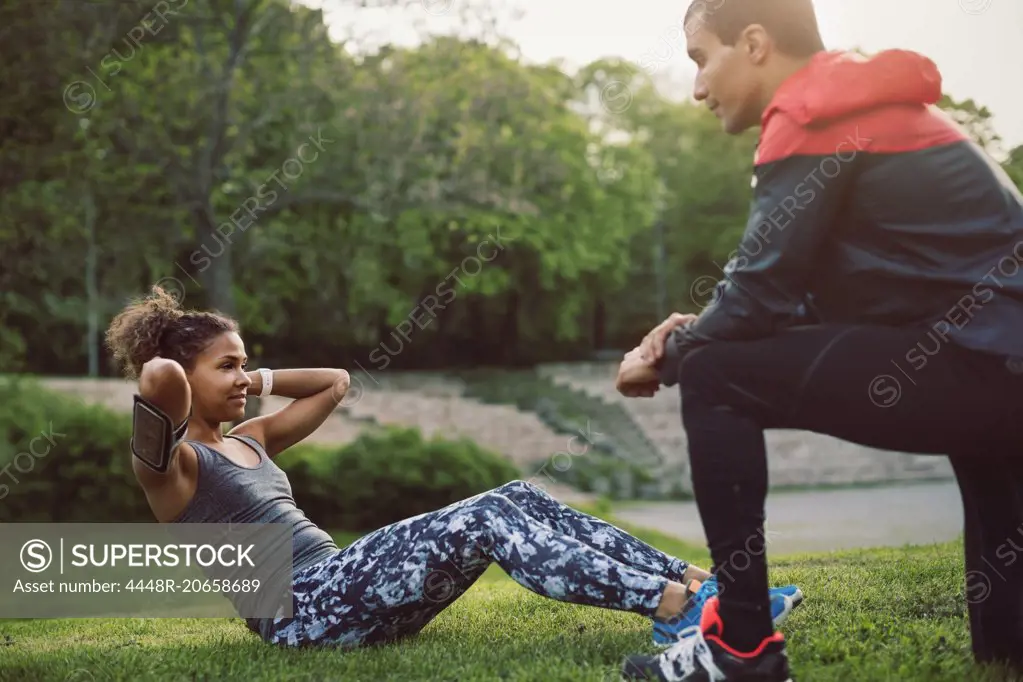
[258, 368, 273, 398]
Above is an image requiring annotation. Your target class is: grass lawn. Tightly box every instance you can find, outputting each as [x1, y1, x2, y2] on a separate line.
[1, 515, 1021, 681]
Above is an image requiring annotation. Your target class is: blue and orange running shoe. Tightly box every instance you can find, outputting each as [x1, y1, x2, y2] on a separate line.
[652, 577, 803, 648]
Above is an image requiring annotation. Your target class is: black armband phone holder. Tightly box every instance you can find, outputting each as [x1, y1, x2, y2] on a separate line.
[130, 394, 189, 473]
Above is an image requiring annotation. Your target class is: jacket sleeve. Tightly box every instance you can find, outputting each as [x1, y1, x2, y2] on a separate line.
[658, 143, 858, 387]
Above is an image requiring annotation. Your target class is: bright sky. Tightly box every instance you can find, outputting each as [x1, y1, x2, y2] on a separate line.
[312, 0, 1023, 149]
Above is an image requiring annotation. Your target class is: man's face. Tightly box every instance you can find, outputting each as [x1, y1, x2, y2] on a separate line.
[686, 17, 764, 134]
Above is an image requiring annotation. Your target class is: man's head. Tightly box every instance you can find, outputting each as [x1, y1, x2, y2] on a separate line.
[684, 0, 825, 133]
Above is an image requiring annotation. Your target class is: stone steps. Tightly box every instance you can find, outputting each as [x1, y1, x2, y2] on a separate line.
[537, 361, 954, 489]
[37, 362, 955, 498]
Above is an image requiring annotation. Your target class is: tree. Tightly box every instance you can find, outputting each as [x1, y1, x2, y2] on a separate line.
[240, 39, 662, 367]
[1004, 145, 1023, 190]
[938, 94, 1004, 158]
[572, 57, 756, 344]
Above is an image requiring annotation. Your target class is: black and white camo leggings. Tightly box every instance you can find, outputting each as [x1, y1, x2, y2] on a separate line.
[266, 480, 690, 649]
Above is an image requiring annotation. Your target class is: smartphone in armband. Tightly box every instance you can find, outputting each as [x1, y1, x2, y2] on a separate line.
[130, 394, 187, 473]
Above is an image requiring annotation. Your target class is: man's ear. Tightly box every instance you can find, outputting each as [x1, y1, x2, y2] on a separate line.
[741, 24, 771, 64]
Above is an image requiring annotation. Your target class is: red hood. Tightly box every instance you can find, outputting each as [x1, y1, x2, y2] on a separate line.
[764, 49, 943, 127]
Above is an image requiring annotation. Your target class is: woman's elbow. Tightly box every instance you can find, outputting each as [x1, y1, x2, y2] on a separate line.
[139, 358, 190, 422]
[329, 368, 351, 403]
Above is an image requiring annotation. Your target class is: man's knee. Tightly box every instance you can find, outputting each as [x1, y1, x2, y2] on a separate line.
[677, 342, 774, 435]
[678, 344, 727, 399]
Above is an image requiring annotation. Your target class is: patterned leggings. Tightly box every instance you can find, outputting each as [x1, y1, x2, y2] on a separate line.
[267, 480, 691, 649]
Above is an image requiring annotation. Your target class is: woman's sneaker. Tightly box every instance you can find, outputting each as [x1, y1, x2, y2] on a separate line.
[625, 597, 793, 681]
[652, 577, 804, 647]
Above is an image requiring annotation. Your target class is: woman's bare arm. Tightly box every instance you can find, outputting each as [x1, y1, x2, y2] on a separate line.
[231, 368, 349, 458]
[244, 368, 340, 400]
[133, 357, 191, 486]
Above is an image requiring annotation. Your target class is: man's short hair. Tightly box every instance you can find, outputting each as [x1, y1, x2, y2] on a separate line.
[684, 0, 826, 58]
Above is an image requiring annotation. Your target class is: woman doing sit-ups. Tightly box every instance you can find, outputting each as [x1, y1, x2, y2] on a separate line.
[104, 286, 802, 651]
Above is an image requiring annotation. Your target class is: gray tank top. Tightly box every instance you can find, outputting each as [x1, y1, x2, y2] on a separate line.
[172, 434, 338, 639]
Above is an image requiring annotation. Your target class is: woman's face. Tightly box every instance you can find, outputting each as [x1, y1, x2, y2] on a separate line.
[186, 332, 251, 423]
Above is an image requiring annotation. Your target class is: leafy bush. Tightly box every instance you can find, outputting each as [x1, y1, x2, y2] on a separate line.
[275, 426, 521, 531]
[0, 375, 149, 522]
[0, 378, 520, 529]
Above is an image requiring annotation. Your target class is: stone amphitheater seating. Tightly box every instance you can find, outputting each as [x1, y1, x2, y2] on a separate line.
[341, 376, 575, 471]
[39, 360, 955, 499]
[536, 362, 954, 488]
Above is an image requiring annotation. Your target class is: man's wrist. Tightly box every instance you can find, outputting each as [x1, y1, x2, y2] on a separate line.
[657, 329, 682, 387]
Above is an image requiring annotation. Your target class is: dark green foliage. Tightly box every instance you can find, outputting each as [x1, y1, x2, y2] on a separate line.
[0, 376, 148, 522]
[275, 426, 521, 532]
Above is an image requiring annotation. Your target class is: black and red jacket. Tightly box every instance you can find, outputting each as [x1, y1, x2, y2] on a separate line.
[659, 48, 1023, 385]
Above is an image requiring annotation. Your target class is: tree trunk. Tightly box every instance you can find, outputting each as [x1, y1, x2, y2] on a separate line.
[467, 296, 484, 365]
[593, 298, 606, 352]
[654, 220, 667, 321]
[84, 188, 99, 376]
[193, 203, 235, 317]
[501, 291, 519, 363]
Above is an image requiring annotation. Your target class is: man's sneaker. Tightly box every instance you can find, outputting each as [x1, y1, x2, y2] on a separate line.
[652, 578, 804, 647]
[624, 596, 793, 681]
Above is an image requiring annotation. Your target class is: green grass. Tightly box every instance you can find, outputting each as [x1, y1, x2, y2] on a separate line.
[1, 518, 1022, 682]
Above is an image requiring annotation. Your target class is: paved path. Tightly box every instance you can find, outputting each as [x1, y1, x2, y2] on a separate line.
[613, 481, 964, 555]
